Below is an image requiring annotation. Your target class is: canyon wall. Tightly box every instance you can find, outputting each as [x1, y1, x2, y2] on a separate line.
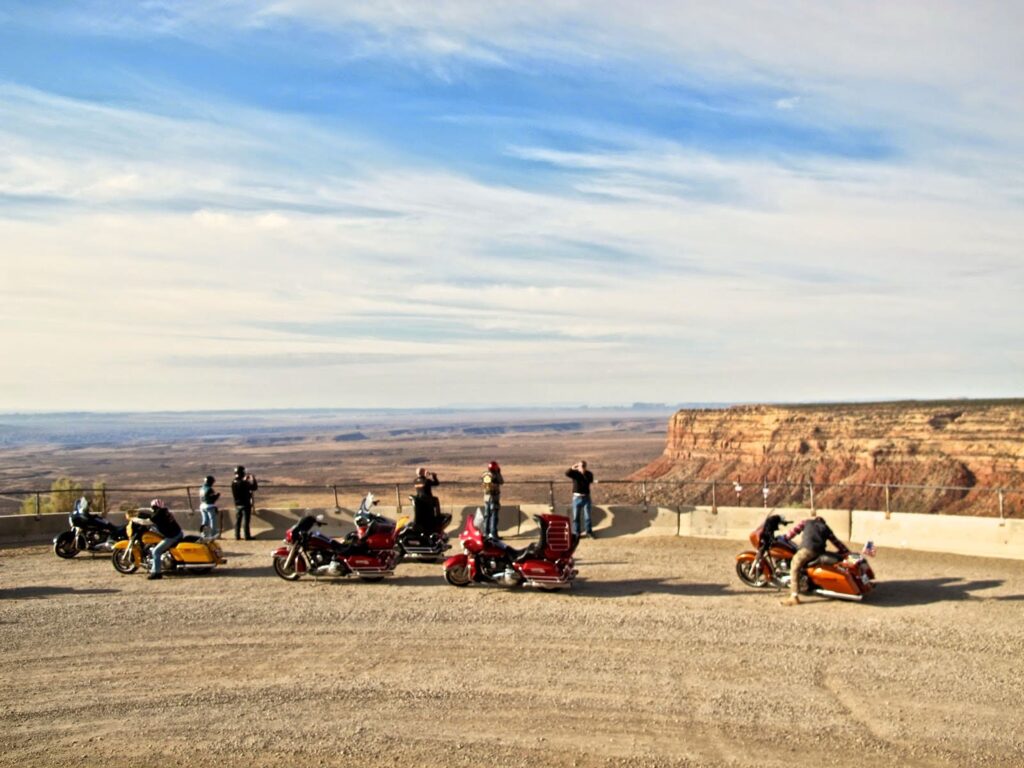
[631, 401, 1024, 515]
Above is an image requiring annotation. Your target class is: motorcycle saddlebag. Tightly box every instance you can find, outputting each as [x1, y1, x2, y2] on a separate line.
[174, 541, 218, 564]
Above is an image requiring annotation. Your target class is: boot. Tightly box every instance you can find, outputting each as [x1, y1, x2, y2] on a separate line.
[780, 594, 801, 607]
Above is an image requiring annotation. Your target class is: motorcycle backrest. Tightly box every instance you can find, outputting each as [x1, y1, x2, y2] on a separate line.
[534, 514, 574, 557]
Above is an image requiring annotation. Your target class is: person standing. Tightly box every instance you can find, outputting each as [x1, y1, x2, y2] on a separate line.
[141, 499, 183, 580]
[231, 466, 258, 540]
[481, 461, 504, 539]
[199, 476, 220, 539]
[565, 460, 595, 538]
[777, 516, 849, 606]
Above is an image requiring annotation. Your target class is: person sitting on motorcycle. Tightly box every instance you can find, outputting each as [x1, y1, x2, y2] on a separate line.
[413, 467, 448, 533]
[71, 496, 119, 539]
[199, 475, 220, 540]
[778, 516, 849, 606]
[137, 499, 184, 581]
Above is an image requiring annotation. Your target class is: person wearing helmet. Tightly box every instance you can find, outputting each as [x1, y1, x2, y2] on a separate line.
[777, 516, 850, 606]
[481, 461, 504, 539]
[199, 475, 220, 540]
[231, 466, 258, 540]
[140, 499, 183, 580]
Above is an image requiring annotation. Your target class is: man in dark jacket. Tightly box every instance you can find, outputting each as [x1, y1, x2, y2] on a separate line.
[231, 466, 258, 540]
[565, 460, 595, 538]
[139, 499, 183, 580]
[413, 467, 445, 532]
[778, 516, 849, 606]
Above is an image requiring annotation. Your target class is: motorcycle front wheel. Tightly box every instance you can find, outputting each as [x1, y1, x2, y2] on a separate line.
[735, 558, 770, 588]
[53, 531, 79, 559]
[272, 554, 303, 581]
[444, 563, 472, 587]
[112, 547, 138, 574]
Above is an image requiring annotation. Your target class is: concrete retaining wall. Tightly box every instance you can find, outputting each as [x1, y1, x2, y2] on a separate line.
[3, 503, 1022, 561]
[853, 511, 1024, 560]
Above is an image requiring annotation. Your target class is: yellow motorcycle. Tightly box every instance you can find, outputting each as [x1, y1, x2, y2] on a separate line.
[112, 516, 226, 575]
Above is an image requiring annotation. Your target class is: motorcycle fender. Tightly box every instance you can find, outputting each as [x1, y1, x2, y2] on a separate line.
[272, 546, 290, 558]
[111, 540, 130, 552]
[444, 553, 471, 577]
[735, 550, 770, 574]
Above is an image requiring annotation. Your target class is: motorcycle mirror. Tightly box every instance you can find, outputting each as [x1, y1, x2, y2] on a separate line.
[315, 513, 325, 523]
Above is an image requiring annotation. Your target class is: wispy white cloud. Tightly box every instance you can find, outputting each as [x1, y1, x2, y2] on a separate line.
[1, 4, 1022, 408]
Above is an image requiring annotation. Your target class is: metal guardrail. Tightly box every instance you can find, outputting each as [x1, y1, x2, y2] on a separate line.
[2, 478, 1021, 520]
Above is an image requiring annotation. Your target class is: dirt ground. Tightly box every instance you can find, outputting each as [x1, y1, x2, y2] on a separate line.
[1, 534, 1023, 768]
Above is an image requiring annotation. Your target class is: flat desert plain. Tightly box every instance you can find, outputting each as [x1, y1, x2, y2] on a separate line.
[2, 534, 1023, 768]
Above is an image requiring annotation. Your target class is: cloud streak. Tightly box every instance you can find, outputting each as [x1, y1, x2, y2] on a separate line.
[0, 4, 1022, 409]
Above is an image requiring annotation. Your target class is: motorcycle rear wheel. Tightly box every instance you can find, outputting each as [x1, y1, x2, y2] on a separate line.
[54, 532, 79, 559]
[735, 559, 770, 588]
[112, 547, 138, 574]
[444, 563, 471, 587]
[272, 554, 303, 581]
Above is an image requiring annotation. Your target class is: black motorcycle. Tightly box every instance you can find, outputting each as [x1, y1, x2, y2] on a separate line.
[395, 495, 451, 563]
[53, 510, 126, 559]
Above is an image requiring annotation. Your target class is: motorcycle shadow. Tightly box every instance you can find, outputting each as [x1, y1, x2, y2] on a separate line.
[578, 578, 736, 599]
[0, 586, 121, 600]
[868, 577, 1006, 607]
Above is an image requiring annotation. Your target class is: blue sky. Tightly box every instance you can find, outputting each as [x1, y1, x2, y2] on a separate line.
[1, 1, 1022, 409]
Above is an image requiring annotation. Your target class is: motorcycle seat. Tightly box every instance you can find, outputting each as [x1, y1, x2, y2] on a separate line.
[181, 535, 204, 543]
[806, 552, 842, 567]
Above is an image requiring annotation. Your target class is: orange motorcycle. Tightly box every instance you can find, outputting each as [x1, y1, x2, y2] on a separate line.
[735, 514, 876, 601]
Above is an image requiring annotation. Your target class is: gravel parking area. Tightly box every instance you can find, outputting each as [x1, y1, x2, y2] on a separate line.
[1, 535, 1022, 768]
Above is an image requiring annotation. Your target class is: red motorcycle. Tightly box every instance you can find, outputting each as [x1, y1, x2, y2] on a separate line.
[735, 513, 876, 601]
[271, 507, 398, 582]
[444, 509, 578, 590]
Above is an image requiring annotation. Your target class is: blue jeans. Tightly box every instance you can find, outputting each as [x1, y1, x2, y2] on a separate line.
[200, 505, 218, 537]
[572, 495, 593, 536]
[483, 498, 501, 538]
[150, 533, 183, 575]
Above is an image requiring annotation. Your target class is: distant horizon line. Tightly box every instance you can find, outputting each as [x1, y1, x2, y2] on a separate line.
[2, 396, 1020, 418]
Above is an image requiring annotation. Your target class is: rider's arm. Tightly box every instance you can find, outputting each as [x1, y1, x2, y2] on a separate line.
[827, 529, 850, 554]
[779, 520, 806, 542]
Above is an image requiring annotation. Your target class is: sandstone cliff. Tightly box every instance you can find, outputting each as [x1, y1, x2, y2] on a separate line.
[631, 401, 1024, 516]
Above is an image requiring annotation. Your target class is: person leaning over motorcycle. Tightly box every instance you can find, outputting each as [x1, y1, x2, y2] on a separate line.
[481, 461, 504, 539]
[231, 466, 258, 540]
[199, 476, 220, 540]
[778, 516, 849, 606]
[138, 499, 184, 581]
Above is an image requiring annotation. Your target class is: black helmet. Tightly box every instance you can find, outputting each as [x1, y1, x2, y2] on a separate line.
[235, 465, 245, 476]
[204, 475, 215, 485]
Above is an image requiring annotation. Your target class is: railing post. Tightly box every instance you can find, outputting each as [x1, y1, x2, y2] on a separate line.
[100, 487, 107, 514]
[395, 484, 402, 515]
[711, 480, 717, 514]
[998, 489, 1005, 524]
[808, 480, 815, 512]
[641, 480, 649, 514]
[333, 484, 340, 511]
[35, 491, 42, 518]
[186, 487, 195, 513]
[884, 484, 891, 520]
[548, 481, 556, 512]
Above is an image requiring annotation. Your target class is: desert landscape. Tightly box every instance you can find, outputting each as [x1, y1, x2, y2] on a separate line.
[2, 533, 1023, 768]
[0, 408, 674, 515]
